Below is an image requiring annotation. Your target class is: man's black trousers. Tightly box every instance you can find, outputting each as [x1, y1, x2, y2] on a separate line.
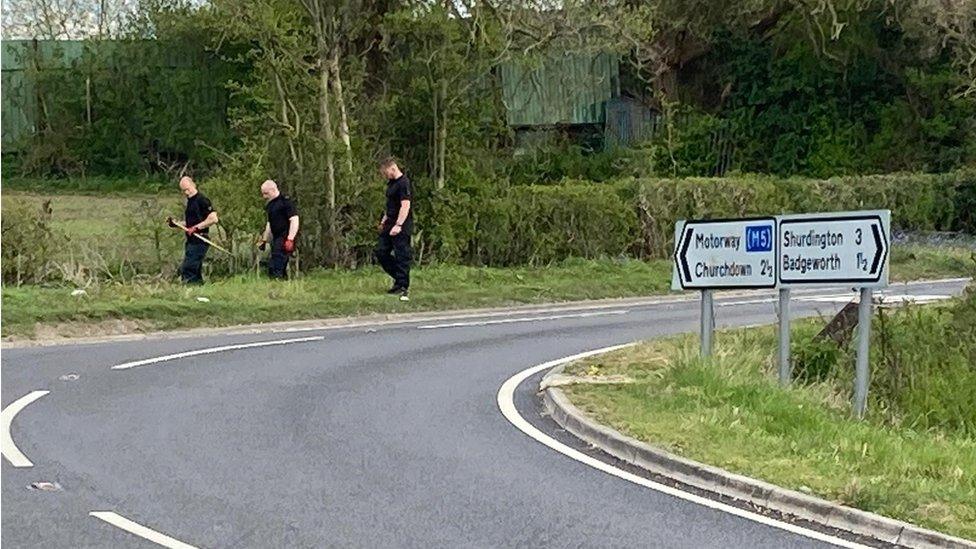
[375, 231, 412, 289]
[269, 236, 290, 279]
[181, 240, 209, 284]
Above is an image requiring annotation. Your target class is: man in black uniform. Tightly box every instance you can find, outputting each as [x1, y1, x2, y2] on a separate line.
[257, 179, 300, 279]
[170, 176, 218, 284]
[375, 157, 413, 301]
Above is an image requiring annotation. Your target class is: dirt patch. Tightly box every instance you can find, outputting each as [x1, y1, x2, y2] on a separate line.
[25, 318, 156, 341]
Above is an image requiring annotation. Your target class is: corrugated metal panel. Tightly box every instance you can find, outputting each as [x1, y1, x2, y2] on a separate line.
[604, 96, 661, 146]
[3, 41, 87, 148]
[501, 52, 619, 127]
[1, 39, 214, 150]
[1, 40, 86, 70]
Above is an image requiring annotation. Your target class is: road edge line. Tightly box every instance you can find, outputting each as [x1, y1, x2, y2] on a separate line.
[1, 390, 50, 467]
[89, 511, 198, 549]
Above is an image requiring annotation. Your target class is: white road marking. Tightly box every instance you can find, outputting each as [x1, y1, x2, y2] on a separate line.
[418, 310, 629, 329]
[90, 512, 198, 548]
[497, 347, 871, 549]
[1, 390, 50, 467]
[795, 293, 953, 304]
[111, 336, 325, 370]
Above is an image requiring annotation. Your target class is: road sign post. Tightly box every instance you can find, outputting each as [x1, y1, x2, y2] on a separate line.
[777, 288, 791, 386]
[673, 210, 889, 404]
[776, 210, 890, 416]
[673, 217, 776, 357]
[700, 290, 714, 357]
[853, 288, 873, 419]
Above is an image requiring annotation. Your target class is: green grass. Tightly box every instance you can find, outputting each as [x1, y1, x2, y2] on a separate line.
[2, 190, 974, 340]
[5, 190, 176, 237]
[2, 175, 169, 194]
[562, 310, 976, 540]
[0, 258, 674, 339]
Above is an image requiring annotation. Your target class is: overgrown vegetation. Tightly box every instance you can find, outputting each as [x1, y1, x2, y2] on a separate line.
[563, 286, 976, 539]
[4, 171, 974, 285]
[3, 1, 974, 270]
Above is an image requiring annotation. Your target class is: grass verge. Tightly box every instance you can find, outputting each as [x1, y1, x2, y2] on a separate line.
[2, 190, 973, 340]
[562, 297, 976, 540]
[1, 246, 973, 341]
[1, 258, 672, 340]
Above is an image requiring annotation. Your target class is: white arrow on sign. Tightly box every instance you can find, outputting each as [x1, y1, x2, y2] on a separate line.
[672, 218, 778, 290]
[777, 211, 890, 288]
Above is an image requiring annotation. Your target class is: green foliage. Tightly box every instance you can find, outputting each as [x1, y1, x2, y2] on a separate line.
[474, 184, 639, 265]
[869, 302, 976, 435]
[634, 171, 976, 257]
[0, 175, 168, 194]
[11, 26, 239, 177]
[1, 198, 61, 284]
[644, 27, 976, 178]
[792, 333, 844, 384]
[506, 137, 632, 184]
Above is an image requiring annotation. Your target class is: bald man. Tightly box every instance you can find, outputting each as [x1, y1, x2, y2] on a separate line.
[257, 180, 299, 279]
[170, 176, 219, 284]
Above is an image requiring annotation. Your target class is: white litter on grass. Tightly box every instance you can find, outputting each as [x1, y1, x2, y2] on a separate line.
[196, 297, 211, 303]
[71, 289, 87, 297]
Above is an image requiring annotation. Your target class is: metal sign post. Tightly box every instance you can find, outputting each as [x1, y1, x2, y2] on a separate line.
[776, 210, 890, 416]
[673, 217, 775, 358]
[777, 288, 791, 386]
[700, 290, 714, 357]
[853, 288, 873, 418]
[673, 209, 890, 410]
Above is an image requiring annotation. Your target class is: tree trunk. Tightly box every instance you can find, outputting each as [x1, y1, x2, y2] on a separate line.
[437, 82, 447, 190]
[430, 80, 439, 183]
[329, 47, 354, 176]
[318, 49, 339, 265]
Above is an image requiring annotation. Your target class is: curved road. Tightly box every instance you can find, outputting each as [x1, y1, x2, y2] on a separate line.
[2, 279, 967, 548]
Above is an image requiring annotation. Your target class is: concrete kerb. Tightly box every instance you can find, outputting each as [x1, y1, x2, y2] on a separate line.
[540, 360, 976, 549]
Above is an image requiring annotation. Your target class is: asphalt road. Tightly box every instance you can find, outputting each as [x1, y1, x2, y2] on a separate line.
[2, 278, 968, 548]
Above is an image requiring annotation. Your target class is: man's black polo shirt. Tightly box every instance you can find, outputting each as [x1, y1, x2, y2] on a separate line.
[385, 175, 413, 233]
[266, 195, 298, 239]
[184, 192, 214, 243]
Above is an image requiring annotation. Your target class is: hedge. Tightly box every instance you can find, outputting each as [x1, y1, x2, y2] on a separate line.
[414, 170, 975, 265]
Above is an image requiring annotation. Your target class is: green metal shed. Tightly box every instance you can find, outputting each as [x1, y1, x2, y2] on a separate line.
[500, 52, 620, 128]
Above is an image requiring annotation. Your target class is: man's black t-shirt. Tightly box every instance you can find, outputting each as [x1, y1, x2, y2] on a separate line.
[385, 175, 413, 233]
[266, 195, 298, 239]
[184, 192, 214, 242]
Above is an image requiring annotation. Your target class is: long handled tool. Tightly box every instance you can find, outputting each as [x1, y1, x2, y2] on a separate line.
[166, 217, 232, 254]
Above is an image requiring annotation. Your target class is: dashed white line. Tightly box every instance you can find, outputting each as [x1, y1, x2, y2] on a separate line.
[90, 512, 198, 548]
[418, 310, 629, 329]
[497, 348, 871, 549]
[1, 390, 50, 467]
[111, 336, 325, 370]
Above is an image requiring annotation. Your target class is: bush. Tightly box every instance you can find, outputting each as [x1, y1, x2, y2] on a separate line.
[792, 331, 845, 384]
[869, 302, 976, 435]
[473, 184, 638, 265]
[633, 170, 975, 258]
[787, 285, 976, 437]
[1, 199, 61, 284]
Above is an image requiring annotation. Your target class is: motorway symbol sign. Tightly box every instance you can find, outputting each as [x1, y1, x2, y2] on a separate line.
[777, 210, 890, 288]
[672, 217, 777, 290]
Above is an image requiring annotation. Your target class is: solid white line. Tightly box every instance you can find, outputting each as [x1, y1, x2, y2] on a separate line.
[497, 347, 871, 549]
[1, 390, 50, 467]
[111, 336, 325, 370]
[90, 512, 198, 549]
[418, 310, 629, 329]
